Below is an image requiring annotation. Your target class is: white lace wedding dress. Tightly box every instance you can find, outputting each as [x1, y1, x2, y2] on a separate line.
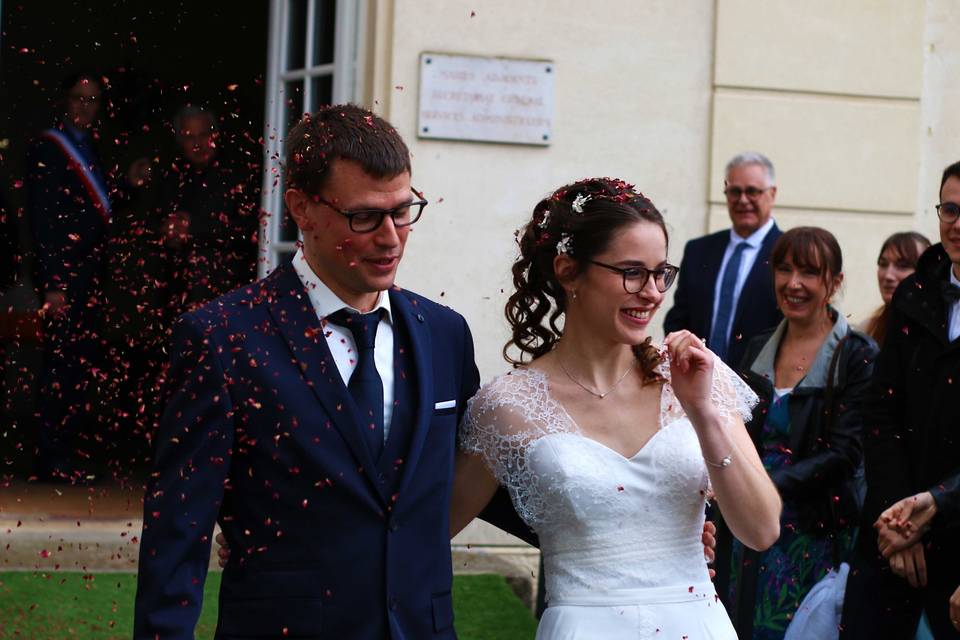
[459, 359, 757, 639]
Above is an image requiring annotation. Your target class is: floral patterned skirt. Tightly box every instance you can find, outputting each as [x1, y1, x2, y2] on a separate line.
[728, 518, 856, 640]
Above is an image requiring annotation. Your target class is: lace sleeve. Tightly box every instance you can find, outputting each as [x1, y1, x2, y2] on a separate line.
[659, 353, 758, 427]
[457, 370, 563, 527]
[710, 356, 759, 425]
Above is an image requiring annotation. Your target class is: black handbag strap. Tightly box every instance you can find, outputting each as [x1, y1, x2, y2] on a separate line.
[823, 332, 850, 568]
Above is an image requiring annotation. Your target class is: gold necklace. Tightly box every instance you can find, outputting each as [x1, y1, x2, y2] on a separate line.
[557, 354, 634, 399]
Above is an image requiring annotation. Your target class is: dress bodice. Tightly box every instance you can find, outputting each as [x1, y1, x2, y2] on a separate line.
[459, 359, 757, 605]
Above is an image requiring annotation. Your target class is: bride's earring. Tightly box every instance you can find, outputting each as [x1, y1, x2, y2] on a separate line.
[570, 290, 578, 301]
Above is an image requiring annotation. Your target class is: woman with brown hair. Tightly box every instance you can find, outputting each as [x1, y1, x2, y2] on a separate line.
[718, 227, 879, 639]
[449, 177, 780, 639]
[862, 231, 931, 346]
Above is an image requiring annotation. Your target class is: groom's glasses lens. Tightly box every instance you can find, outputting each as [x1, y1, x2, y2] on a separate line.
[314, 188, 428, 233]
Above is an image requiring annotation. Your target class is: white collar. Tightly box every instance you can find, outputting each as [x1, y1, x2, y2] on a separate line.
[951, 264, 960, 289]
[291, 248, 392, 321]
[729, 217, 775, 248]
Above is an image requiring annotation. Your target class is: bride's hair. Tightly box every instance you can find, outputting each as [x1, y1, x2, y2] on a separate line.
[503, 177, 668, 384]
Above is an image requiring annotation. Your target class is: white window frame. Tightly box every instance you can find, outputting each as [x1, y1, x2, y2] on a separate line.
[258, 0, 366, 277]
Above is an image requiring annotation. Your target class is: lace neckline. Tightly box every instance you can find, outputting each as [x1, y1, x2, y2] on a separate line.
[512, 366, 668, 461]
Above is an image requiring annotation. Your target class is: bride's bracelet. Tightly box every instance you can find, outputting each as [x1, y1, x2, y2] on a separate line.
[704, 453, 733, 469]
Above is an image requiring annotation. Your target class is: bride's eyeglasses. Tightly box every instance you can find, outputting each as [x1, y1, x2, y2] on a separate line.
[589, 261, 680, 293]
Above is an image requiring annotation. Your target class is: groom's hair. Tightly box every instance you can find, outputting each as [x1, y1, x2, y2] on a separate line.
[285, 104, 412, 195]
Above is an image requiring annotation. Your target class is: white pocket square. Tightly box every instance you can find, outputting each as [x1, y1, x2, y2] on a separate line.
[434, 399, 457, 410]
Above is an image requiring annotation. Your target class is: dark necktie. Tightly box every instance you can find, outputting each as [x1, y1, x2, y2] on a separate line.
[710, 242, 749, 363]
[328, 309, 385, 460]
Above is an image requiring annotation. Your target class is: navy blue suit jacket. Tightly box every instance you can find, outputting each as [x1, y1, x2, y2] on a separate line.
[663, 224, 782, 369]
[134, 261, 481, 639]
[25, 127, 110, 304]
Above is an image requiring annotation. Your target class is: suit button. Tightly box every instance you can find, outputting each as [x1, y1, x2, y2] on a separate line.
[377, 472, 386, 483]
[389, 596, 398, 610]
[389, 521, 399, 532]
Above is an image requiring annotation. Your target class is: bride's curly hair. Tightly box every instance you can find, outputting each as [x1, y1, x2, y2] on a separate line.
[503, 177, 668, 384]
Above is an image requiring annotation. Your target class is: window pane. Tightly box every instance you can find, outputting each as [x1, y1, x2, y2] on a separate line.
[286, 0, 308, 70]
[284, 80, 305, 135]
[310, 74, 333, 111]
[312, 0, 337, 66]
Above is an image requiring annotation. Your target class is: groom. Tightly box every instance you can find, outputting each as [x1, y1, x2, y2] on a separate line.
[134, 104, 485, 638]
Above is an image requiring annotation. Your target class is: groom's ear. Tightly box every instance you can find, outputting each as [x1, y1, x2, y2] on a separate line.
[285, 188, 313, 232]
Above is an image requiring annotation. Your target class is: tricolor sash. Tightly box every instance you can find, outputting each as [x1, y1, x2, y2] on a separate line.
[41, 128, 111, 223]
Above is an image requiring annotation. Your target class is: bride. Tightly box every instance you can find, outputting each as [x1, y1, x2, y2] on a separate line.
[451, 177, 781, 638]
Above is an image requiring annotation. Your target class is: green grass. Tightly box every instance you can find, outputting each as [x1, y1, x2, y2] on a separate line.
[452, 574, 538, 639]
[0, 571, 537, 639]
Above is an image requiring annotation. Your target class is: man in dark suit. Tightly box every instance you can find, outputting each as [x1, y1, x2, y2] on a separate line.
[663, 152, 782, 369]
[134, 105, 480, 638]
[25, 72, 111, 482]
[840, 161, 960, 639]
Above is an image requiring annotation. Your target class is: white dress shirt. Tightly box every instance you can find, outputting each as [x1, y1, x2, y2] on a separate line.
[949, 266, 960, 343]
[292, 248, 396, 440]
[710, 217, 777, 343]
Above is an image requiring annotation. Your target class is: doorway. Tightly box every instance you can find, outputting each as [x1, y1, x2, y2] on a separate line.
[0, 1, 269, 481]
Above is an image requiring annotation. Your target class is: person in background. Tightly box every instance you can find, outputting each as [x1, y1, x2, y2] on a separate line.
[664, 151, 783, 367]
[717, 227, 878, 639]
[840, 161, 960, 639]
[862, 231, 931, 346]
[0, 190, 19, 424]
[158, 105, 259, 314]
[25, 71, 111, 482]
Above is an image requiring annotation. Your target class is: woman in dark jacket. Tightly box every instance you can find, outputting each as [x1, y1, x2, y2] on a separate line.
[716, 227, 879, 639]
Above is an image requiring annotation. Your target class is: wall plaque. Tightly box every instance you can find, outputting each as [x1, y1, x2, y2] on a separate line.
[418, 52, 554, 146]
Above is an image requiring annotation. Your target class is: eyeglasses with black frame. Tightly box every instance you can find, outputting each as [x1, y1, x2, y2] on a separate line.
[723, 186, 771, 200]
[589, 260, 680, 293]
[315, 188, 428, 233]
[936, 202, 960, 224]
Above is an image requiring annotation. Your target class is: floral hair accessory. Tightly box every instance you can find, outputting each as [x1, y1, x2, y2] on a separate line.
[571, 193, 591, 213]
[556, 233, 573, 255]
[537, 209, 551, 229]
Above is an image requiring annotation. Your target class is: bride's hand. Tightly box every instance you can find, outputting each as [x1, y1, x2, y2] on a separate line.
[664, 331, 716, 424]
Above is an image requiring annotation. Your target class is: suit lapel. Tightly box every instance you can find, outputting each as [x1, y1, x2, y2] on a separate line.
[701, 233, 729, 332]
[388, 290, 434, 501]
[264, 263, 387, 503]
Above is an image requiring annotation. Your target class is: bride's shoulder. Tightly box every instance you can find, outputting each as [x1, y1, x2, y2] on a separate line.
[461, 367, 558, 444]
[469, 367, 550, 412]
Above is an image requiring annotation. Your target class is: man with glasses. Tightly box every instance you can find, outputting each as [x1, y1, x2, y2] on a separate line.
[840, 161, 960, 639]
[664, 151, 783, 368]
[134, 104, 481, 638]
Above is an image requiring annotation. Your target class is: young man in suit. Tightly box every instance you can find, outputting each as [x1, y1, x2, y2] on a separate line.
[134, 104, 481, 638]
[840, 161, 960, 639]
[663, 152, 782, 369]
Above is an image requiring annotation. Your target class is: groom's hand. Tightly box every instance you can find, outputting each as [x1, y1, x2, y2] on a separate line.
[702, 520, 716, 578]
[215, 532, 231, 568]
